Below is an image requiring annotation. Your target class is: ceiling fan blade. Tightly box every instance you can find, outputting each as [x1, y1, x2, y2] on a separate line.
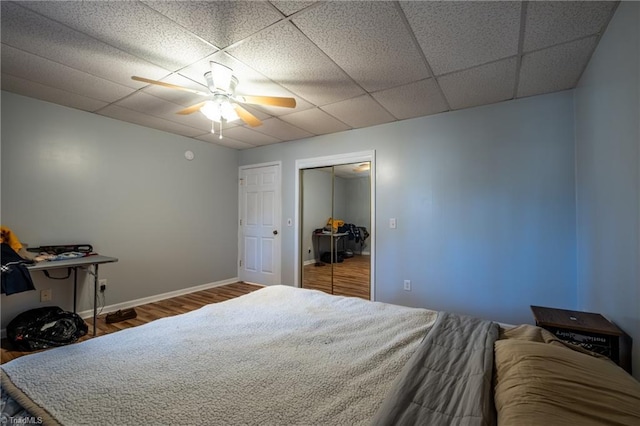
[233, 104, 262, 127]
[239, 95, 296, 108]
[177, 102, 206, 115]
[132, 76, 209, 96]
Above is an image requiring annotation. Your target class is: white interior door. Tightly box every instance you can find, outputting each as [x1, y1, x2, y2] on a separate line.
[239, 164, 281, 285]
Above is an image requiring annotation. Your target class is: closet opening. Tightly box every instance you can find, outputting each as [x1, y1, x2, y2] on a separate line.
[294, 152, 375, 300]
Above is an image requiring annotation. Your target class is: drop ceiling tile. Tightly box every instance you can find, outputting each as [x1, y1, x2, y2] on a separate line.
[1, 45, 135, 102]
[279, 108, 350, 135]
[270, 1, 317, 17]
[292, 1, 429, 92]
[19, 1, 216, 70]
[196, 133, 255, 150]
[523, 1, 617, 52]
[178, 52, 313, 116]
[400, 1, 521, 75]
[372, 79, 448, 120]
[1, 2, 171, 89]
[1, 73, 108, 112]
[251, 117, 313, 141]
[518, 37, 598, 98]
[222, 126, 282, 146]
[228, 22, 365, 106]
[98, 105, 204, 138]
[114, 92, 216, 132]
[438, 58, 517, 110]
[141, 1, 282, 49]
[322, 95, 395, 129]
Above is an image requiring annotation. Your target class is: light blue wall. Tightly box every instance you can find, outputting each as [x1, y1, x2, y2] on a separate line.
[575, 1, 640, 377]
[240, 91, 577, 325]
[1, 92, 239, 327]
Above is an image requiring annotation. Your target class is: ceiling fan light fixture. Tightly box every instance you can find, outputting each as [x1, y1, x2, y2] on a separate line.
[201, 100, 240, 123]
[353, 162, 371, 173]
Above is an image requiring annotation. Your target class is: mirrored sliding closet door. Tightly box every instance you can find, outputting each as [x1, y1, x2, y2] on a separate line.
[300, 163, 371, 299]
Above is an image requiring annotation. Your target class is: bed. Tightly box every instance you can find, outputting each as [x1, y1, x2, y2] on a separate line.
[2, 285, 639, 425]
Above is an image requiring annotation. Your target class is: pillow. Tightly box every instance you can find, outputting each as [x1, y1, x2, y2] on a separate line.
[499, 324, 612, 359]
[494, 332, 640, 425]
[499, 324, 562, 343]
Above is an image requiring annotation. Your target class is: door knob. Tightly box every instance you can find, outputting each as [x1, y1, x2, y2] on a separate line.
[273, 230, 278, 235]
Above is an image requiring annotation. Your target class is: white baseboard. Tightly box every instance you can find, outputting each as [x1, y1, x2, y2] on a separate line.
[77, 277, 240, 319]
[1, 277, 239, 339]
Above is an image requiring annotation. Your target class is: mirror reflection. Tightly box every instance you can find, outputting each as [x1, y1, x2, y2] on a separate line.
[301, 162, 371, 299]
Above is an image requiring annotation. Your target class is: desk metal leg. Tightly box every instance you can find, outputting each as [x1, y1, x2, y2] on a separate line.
[73, 267, 78, 313]
[93, 264, 99, 336]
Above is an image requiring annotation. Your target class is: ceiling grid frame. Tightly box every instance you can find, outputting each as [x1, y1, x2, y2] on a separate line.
[0, 0, 620, 149]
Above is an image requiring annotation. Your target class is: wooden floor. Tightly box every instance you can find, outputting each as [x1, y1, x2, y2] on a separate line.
[302, 254, 370, 299]
[1, 282, 261, 364]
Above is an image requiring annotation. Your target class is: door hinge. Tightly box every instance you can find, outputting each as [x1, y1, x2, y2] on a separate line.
[239, 259, 242, 267]
[239, 218, 242, 226]
[239, 178, 244, 186]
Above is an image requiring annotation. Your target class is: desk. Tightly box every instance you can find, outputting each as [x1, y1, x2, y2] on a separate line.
[312, 232, 348, 264]
[27, 255, 118, 336]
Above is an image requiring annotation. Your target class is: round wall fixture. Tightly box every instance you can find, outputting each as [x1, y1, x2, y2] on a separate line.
[184, 150, 195, 161]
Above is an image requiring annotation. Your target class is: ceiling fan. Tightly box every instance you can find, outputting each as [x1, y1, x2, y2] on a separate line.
[132, 62, 296, 138]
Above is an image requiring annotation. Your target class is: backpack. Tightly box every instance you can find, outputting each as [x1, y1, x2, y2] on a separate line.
[6, 306, 88, 351]
[320, 251, 344, 264]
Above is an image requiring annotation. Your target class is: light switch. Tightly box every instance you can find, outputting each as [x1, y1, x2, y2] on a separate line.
[389, 218, 397, 229]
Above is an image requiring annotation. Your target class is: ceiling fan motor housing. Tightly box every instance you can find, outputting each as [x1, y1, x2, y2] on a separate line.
[204, 66, 238, 95]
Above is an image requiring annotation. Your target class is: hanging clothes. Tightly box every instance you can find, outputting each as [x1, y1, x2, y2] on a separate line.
[1, 243, 35, 295]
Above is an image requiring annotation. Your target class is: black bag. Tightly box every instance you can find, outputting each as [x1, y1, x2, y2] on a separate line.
[6, 306, 88, 351]
[321, 251, 344, 264]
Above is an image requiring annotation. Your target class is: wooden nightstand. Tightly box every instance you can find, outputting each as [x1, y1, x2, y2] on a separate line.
[530, 305, 632, 374]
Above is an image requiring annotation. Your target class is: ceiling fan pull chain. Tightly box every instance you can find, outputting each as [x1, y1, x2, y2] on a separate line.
[211, 121, 215, 135]
[219, 121, 223, 140]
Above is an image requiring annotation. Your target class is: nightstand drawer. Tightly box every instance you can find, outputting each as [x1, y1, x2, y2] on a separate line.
[531, 305, 632, 374]
[544, 327, 617, 359]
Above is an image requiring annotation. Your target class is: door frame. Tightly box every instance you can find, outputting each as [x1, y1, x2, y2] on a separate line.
[238, 161, 282, 285]
[294, 150, 376, 300]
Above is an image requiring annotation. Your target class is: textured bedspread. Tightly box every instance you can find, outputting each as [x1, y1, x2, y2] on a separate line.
[1, 285, 437, 425]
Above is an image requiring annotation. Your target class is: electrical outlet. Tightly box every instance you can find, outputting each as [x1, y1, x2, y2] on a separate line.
[99, 279, 107, 292]
[40, 289, 52, 302]
[403, 280, 411, 291]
